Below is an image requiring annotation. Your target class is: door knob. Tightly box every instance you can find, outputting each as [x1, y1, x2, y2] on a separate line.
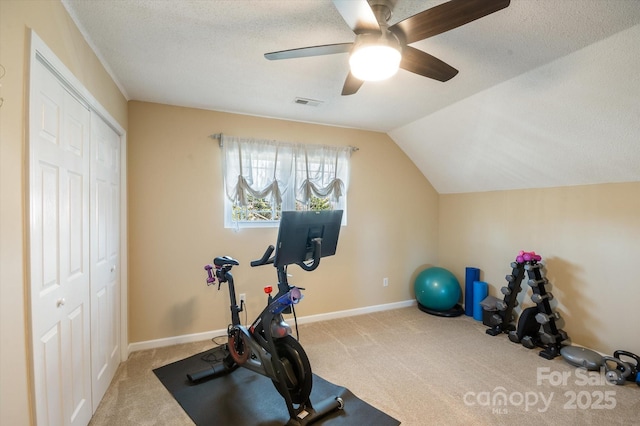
[56, 298, 66, 307]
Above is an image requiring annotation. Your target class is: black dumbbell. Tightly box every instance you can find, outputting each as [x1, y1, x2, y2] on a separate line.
[521, 336, 536, 349]
[535, 311, 560, 324]
[528, 278, 548, 287]
[490, 314, 502, 326]
[496, 300, 508, 311]
[531, 292, 553, 304]
[540, 332, 555, 345]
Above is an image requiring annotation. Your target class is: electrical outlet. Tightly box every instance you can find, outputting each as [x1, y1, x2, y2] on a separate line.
[383, 277, 388, 287]
[239, 293, 246, 303]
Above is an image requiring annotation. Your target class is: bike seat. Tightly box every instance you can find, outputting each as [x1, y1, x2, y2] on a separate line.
[214, 256, 239, 267]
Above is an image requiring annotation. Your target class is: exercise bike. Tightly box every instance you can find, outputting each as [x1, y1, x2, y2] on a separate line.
[195, 210, 345, 425]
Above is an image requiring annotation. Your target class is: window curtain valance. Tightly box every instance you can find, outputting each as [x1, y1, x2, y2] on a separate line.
[222, 135, 351, 208]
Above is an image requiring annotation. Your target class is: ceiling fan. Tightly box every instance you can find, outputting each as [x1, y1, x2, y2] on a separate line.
[264, 0, 511, 95]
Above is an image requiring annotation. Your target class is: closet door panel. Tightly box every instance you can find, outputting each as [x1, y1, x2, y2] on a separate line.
[29, 58, 93, 426]
[90, 112, 121, 405]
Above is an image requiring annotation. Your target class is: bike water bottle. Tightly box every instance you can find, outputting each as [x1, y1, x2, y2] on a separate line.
[270, 287, 303, 314]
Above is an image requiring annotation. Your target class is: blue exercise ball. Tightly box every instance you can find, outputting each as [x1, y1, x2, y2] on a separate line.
[414, 267, 461, 311]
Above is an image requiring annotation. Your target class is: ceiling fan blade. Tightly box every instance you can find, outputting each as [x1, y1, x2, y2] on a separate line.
[341, 72, 365, 96]
[265, 43, 353, 60]
[332, 0, 380, 34]
[390, 0, 510, 44]
[400, 46, 458, 82]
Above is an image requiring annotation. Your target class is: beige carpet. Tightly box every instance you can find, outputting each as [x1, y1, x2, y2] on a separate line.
[89, 307, 639, 425]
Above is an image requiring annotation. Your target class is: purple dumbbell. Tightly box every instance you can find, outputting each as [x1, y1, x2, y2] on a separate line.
[204, 264, 215, 284]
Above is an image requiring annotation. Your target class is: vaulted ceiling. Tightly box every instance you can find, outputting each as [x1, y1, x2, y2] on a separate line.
[62, 0, 640, 193]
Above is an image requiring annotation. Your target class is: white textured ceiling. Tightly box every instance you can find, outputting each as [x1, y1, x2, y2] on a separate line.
[62, 0, 640, 193]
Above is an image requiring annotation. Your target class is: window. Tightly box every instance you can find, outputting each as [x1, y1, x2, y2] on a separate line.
[222, 135, 351, 229]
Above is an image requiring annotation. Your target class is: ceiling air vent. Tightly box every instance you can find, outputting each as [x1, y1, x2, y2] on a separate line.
[294, 97, 323, 107]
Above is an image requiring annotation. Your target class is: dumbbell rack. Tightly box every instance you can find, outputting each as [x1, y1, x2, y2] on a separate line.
[485, 258, 568, 359]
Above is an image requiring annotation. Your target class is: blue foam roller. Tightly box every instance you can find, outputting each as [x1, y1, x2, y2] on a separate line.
[473, 281, 488, 321]
[465, 267, 480, 316]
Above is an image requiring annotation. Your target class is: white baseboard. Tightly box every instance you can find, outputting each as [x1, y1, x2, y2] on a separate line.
[127, 328, 228, 353]
[127, 299, 417, 354]
[294, 299, 416, 325]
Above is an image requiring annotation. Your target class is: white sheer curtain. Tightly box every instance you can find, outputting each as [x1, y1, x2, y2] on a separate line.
[222, 135, 294, 207]
[294, 143, 350, 206]
[222, 135, 351, 211]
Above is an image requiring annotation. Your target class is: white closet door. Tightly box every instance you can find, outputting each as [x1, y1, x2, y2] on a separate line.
[90, 112, 121, 405]
[29, 58, 93, 426]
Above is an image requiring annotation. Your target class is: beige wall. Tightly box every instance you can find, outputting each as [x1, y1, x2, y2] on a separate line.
[0, 1, 127, 425]
[3, 2, 639, 425]
[127, 101, 440, 343]
[438, 183, 640, 356]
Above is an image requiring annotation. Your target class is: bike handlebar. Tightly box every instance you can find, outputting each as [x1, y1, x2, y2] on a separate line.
[250, 245, 275, 267]
[247, 237, 323, 270]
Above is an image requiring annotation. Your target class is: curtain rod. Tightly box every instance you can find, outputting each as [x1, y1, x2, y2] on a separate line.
[210, 133, 359, 152]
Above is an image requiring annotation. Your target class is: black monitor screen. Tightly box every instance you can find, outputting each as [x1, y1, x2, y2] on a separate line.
[274, 210, 343, 268]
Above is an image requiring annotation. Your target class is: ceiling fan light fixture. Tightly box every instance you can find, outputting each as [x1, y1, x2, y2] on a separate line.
[349, 34, 401, 82]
